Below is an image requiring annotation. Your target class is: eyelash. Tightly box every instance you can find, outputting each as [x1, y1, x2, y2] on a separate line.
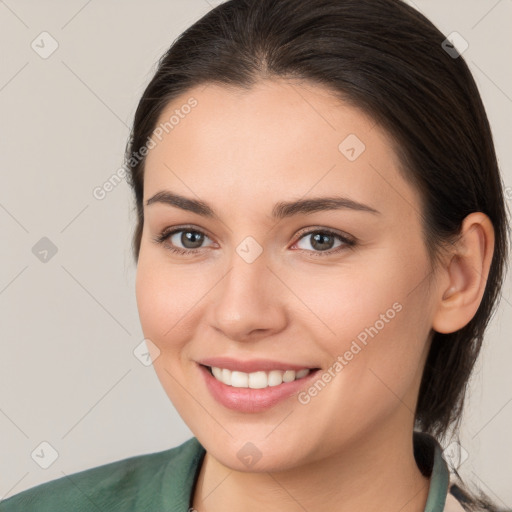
[153, 225, 356, 257]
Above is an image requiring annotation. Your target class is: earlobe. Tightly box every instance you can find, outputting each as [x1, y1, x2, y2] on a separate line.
[432, 212, 495, 334]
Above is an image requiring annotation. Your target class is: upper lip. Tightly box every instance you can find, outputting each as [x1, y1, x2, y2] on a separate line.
[197, 356, 318, 373]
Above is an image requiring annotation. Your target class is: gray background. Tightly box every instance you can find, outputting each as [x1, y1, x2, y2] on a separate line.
[0, 0, 511, 505]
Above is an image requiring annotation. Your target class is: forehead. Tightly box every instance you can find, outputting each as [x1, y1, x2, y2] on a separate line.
[143, 79, 421, 220]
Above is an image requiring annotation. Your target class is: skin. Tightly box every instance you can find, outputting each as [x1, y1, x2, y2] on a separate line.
[135, 79, 494, 512]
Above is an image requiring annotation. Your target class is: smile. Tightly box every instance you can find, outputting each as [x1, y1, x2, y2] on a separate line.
[208, 366, 312, 389]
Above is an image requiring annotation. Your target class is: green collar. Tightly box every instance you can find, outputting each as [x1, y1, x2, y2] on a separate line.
[177, 432, 451, 511]
[414, 431, 451, 512]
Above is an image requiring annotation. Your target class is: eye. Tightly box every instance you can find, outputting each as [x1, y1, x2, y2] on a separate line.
[153, 226, 215, 255]
[153, 225, 356, 257]
[292, 228, 355, 255]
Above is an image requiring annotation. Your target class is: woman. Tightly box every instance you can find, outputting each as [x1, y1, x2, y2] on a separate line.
[2, 0, 509, 510]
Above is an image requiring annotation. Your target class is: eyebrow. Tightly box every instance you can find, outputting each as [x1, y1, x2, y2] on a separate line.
[146, 190, 380, 219]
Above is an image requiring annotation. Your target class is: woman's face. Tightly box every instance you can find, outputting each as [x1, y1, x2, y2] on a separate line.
[136, 79, 439, 471]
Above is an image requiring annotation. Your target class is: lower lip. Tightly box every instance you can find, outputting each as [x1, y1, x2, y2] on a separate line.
[198, 364, 320, 413]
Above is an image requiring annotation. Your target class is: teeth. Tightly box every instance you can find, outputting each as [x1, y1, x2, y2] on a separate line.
[221, 368, 231, 386]
[268, 370, 283, 387]
[231, 371, 249, 388]
[249, 371, 267, 389]
[282, 370, 295, 383]
[211, 367, 223, 380]
[209, 366, 312, 389]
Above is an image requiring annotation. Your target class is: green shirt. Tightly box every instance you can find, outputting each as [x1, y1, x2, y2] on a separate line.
[0, 432, 465, 511]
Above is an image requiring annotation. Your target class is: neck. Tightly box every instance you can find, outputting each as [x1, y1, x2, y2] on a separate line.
[192, 422, 431, 512]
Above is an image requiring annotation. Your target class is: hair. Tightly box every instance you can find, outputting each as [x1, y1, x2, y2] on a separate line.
[124, 0, 510, 509]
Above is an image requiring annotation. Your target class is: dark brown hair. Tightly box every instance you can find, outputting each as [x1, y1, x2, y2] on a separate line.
[125, 0, 510, 508]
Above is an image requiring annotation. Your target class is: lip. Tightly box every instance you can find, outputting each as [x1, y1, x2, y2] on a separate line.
[198, 363, 321, 413]
[197, 356, 317, 373]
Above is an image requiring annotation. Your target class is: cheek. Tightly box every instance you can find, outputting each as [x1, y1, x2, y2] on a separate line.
[135, 248, 202, 353]
[134, 250, 201, 407]
[300, 242, 432, 392]
[299, 248, 429, 347]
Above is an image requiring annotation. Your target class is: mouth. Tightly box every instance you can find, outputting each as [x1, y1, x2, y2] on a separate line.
[202, 364, 317, 389]
[198, 363, 321, 413]
[196, 356, 322, 412]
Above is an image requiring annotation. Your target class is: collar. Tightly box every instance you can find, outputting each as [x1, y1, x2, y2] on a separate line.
[413, 431, 452, 511]
[178, 432, 452, 511]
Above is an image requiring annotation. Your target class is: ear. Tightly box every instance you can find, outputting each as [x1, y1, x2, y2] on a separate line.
[431, 212, 495, 334]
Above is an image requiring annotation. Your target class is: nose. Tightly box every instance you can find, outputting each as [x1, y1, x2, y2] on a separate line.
[208, 249, 288, 343]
